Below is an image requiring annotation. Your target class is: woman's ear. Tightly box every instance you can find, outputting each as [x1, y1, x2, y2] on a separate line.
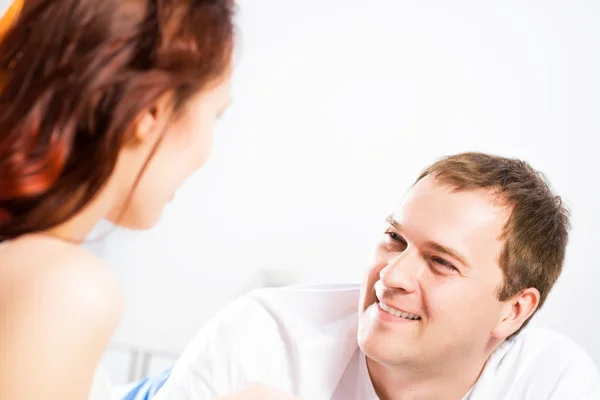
[133, 95, 171, 143]
[134, 106, 159, 142]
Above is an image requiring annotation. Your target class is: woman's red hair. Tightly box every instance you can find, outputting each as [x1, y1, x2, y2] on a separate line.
[0, 0, 235, 241]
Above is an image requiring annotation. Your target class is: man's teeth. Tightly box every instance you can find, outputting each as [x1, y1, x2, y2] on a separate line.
[379, 302, 421, 320]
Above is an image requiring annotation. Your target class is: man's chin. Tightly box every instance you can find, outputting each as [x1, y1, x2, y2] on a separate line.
[359, 333, 420, 370]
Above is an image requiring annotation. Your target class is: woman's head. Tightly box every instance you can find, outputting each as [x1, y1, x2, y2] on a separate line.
[0, 0, 235, 241]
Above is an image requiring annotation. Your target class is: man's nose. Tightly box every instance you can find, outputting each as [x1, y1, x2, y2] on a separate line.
[379, 248, 424, 294]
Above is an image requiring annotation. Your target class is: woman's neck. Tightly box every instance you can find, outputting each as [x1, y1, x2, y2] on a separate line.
[44, 188, 117, 244]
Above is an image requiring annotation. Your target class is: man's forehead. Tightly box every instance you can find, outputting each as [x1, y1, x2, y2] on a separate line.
[398, 175, 508, 217]
[390, 176, 509, 262]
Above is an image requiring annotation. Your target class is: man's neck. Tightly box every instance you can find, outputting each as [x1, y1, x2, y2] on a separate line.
[365, 354, 488, 400]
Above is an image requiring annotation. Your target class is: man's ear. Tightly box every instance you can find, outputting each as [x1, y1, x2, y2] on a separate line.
[492, 288, 540, 340]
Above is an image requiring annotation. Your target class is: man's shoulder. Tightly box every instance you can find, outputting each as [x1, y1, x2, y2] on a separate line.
[180, 283, 361, 357]
[502, 327, 597, 368]
[247, 283, 362, 323]
[206, 283, 361, 340]
[475, 327, 599, 399]
[163, 284, 362, 397]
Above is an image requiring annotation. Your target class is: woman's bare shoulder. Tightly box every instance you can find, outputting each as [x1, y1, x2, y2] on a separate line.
[0, 235, 122, 305]
[0, 235, 123, 399]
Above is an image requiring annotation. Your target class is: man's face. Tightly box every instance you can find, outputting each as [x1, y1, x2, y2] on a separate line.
[358, 176, 510, 369]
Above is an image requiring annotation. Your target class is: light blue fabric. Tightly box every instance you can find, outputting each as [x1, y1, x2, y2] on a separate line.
[121, 367, 172, 400]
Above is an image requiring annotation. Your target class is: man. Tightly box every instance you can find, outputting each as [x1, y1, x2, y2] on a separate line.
[154, 152, 599, 400]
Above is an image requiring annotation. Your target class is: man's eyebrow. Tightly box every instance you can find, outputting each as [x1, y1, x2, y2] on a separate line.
[385, 215, 470, 268]
[385, 215, 402, 230]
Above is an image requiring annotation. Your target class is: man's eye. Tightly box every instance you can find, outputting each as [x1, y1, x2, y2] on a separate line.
[432, 256, 458, 272]
[384, 231, 407, 250]
[386, 231, 402, 242]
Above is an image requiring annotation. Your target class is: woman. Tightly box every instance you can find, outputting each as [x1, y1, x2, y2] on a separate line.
[0, 0, 297, 398]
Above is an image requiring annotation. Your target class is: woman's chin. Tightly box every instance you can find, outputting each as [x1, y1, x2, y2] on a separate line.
[108, 207, 165, 231]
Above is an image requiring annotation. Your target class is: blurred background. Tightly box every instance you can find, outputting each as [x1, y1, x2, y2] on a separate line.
[39, 0, 598, 384]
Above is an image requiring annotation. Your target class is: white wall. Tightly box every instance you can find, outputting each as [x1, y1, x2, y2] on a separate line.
[85, 0, 599, 379]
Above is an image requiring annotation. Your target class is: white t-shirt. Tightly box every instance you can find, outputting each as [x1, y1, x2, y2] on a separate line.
[154, 284, 600, 400]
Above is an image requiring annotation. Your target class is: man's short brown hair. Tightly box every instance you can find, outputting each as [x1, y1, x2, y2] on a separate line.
[416, 152, 570, 338]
